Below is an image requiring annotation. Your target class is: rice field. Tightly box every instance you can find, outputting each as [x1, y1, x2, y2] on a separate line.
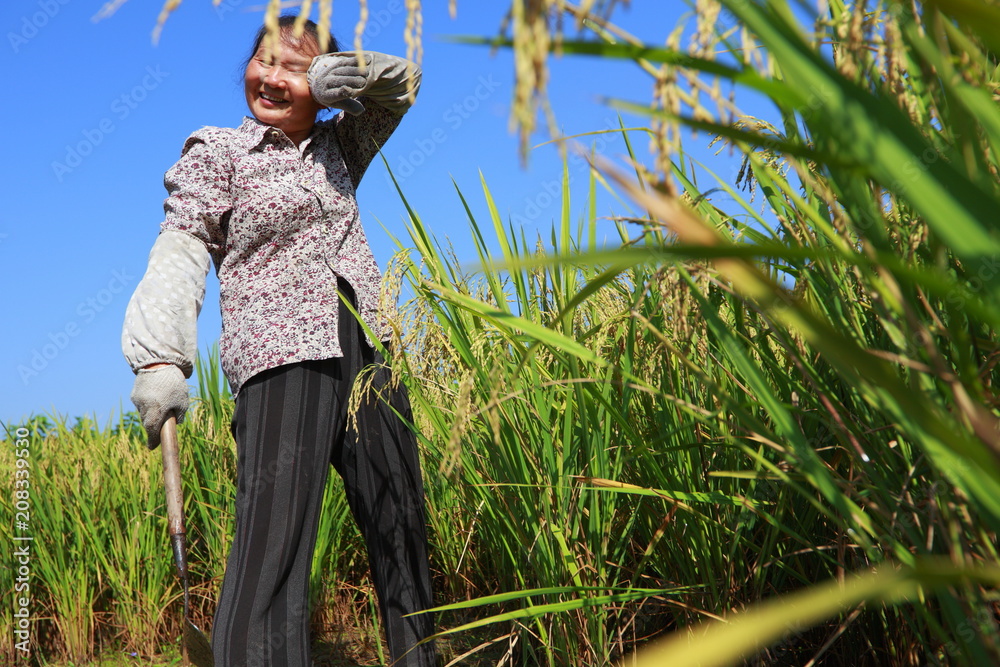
[5, 1, 1000, 665]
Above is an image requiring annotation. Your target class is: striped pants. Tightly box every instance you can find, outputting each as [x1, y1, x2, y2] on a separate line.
[211, 290, 436, 666]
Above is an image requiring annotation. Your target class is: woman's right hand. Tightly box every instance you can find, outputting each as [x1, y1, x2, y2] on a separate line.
[130, 364, 189, 450]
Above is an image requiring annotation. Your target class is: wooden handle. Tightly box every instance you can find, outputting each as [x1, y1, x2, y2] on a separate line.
[160, 416, 185, 540]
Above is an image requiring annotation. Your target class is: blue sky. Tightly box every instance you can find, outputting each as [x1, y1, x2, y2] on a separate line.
[2, 0, 744, 427]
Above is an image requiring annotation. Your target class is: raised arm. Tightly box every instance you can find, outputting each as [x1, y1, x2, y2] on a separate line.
[308, 51, 421, 187]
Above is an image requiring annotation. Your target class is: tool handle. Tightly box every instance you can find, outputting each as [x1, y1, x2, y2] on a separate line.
[160, 415, 187, 579]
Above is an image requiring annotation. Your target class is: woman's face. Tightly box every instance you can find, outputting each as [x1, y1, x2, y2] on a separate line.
[244, 34, 323, 140]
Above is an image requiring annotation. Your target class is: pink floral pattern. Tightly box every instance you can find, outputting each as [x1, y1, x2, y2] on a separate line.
[161, 105, 403, 394]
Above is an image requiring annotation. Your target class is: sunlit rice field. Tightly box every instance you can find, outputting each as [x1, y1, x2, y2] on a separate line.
[5, 0, 1000, 665]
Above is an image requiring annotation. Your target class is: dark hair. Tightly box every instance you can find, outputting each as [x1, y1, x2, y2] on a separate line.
[240, 14, 341, 73]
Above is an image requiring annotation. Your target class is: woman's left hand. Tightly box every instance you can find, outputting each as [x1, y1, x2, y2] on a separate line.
[307, 52, 371, 115]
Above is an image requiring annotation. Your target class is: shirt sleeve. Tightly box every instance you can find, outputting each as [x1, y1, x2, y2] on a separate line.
[121, 128, 232, 377]
[333, 56, 420, 189]
[334, 103, 405, 190]
[161, 128, 233, 266]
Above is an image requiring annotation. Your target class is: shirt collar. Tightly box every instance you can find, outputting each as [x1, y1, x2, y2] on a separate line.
[236, 116, 281, 152]
[236, 116, 321, 152]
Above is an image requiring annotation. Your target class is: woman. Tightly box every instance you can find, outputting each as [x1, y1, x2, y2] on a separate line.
[122, 16, 436, 667]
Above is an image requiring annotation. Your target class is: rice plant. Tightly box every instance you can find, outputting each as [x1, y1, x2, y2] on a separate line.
[373, 0, 1000, 664]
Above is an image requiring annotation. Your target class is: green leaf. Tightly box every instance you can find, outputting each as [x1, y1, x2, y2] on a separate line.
[627, 559, 1000, 667]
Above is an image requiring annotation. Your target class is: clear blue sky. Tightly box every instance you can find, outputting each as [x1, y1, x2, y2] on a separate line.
[2, 1, 741, 427]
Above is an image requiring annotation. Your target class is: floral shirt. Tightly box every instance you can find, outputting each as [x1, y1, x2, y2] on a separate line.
[159, 106, 402, 394]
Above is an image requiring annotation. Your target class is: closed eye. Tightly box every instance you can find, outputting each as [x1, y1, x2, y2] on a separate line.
[254, 58, 309, 75]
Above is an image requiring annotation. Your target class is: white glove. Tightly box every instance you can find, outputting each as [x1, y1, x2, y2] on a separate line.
[308, 51, 422, 115]
[130, 365, 189, 450]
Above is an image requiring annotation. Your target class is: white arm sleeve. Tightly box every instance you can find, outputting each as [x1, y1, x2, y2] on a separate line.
[122, 230, 211, 378]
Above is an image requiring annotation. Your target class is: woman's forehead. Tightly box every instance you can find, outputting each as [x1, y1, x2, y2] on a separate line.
[256, 32, 320, 61]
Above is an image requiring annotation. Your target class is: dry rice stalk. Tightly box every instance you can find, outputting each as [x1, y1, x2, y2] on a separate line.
[345, 361, 380, 435]
[259, 0, 283, 60]
[402, 0, 423, 102]
[380, 251, 409, 360]
[692, 0, 722, 59]
[441, 371, 476, 478]
[91, 0, 132, 22]
[405, 0, 424, 69]
[316, 0, 333, 52]
[152, 0, 183, 44]
[509, 0, 551, 161]
[650, 23, 681, 192]
[292, 1, 314, 40]
[879, 5, 915, 121]
[353, 0, 367, 53]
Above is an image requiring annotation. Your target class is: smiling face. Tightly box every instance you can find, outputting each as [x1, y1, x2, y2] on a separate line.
[243, 32, 323, 144]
